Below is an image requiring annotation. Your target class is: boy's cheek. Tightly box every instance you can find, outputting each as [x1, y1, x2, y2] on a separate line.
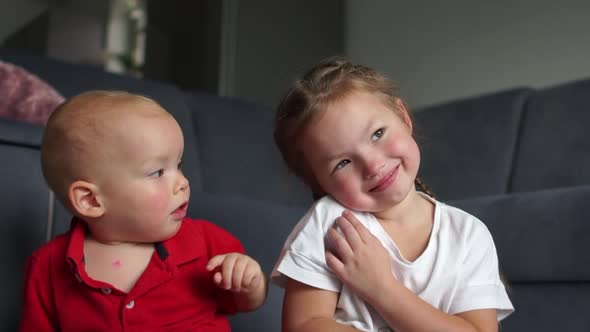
[147, 190, 169, 212]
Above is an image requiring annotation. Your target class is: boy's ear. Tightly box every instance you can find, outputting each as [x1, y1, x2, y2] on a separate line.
[68, 181, 105, 218]
[394, 98, 413, 133]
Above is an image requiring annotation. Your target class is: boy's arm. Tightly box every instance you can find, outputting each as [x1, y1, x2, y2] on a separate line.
[282, 278, 359, 332]
[232, 272, 268, 312]
[19, 255, 58, 332]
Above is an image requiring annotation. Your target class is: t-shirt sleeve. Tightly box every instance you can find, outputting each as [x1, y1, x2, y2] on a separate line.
[450, 220, 514, 321]
[271, 198, 343, 292]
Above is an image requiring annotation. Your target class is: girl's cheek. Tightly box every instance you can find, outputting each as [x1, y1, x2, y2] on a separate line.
[386, 134, 405, 153]
[333, 180, 362, 210]
[387, 132, 418, 156]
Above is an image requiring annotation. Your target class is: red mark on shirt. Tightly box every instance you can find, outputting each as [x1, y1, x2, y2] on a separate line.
[112, 260, 122, 268]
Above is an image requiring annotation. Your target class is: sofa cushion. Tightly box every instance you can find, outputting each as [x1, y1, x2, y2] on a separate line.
[500, 283, 590, 332]
[510, 78, 590, 192]
[186, 91, 312, 207]
[0, 48, 203, 192]
[451, 187, 590, 331]
[0, 119, 49, 331]
[451, 185, 590, 283]
[414, 88, 530, 201]
[185, 191, 305, 332]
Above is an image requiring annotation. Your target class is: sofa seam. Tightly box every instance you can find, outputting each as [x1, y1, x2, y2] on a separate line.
[505, 89, 533, 194]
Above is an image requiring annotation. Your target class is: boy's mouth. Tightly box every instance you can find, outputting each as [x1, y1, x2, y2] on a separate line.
[369, 165, 399, 193]
[172, 201, 189, 219]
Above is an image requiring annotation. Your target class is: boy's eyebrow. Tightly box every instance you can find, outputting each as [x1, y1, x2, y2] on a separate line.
[140, 153, 182, 168]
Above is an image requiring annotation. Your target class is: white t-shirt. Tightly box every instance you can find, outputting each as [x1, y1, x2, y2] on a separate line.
[271, 194, 514, 332]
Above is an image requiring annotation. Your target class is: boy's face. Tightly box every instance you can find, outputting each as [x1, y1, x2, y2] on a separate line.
[301, 91, 420, 214]
[93, 106, 190, 243]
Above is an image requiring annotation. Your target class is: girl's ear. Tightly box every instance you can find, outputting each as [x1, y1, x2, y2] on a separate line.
[394, 98, 413, 133]
[68, 181, 105, 218]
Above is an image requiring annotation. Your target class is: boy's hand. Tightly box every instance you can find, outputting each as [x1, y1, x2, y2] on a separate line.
[206, 253, 264, 293]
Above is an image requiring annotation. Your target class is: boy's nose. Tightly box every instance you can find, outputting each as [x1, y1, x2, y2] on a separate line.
[174, 173, 189, 193]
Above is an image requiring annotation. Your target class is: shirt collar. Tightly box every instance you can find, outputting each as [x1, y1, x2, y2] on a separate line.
[65, 217, 205, 268]
[160, 218, 206, 266]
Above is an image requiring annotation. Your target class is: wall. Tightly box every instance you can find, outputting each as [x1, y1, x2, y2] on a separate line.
[46, 0, 110, 67]
[0, 0, 47, 42]
[345, 0, 590, 108]
[231, 0, 343, 107]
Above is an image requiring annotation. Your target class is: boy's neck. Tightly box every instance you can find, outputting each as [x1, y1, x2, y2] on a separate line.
[83, 234, 156, 293]
[85, 234, 154, 248]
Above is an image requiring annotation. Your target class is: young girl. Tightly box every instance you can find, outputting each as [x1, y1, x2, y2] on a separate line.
[270, 57, 513, 332]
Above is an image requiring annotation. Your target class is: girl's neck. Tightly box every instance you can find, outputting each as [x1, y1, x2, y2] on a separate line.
[372, 187, 433, 226]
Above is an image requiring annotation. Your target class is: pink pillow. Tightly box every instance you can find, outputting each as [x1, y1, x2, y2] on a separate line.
[0, 60, 65, 125]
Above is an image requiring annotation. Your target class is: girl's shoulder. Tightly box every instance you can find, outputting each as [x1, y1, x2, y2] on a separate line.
[285, 196, 373, 242]
[435, 200, 495, 246]
[297, 196, 348, 232]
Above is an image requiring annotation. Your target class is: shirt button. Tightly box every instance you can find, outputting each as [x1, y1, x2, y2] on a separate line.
[100, 287, 112, 295]
[126, 300, 135, 309]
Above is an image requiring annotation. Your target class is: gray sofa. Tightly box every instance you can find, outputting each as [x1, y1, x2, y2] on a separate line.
[2, 47, 589, 331]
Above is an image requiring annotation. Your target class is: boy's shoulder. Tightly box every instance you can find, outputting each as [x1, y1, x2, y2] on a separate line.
[29, 230, 72, 261]
[176, 217, 244, 254]
[180, 217, 237, 239]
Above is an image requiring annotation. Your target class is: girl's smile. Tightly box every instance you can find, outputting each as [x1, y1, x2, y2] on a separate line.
[369, 164, 399, 193]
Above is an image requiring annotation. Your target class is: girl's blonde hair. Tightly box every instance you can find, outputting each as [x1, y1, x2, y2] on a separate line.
[274, 56, 433, 199]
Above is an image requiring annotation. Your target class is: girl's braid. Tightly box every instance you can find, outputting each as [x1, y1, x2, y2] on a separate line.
[415, 177, 435, 198]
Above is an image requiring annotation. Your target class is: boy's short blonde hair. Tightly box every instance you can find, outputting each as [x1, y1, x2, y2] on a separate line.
[41, 90, 162, 209]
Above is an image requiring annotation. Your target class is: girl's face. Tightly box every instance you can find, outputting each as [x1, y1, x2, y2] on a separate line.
[300, 91, 420, 215]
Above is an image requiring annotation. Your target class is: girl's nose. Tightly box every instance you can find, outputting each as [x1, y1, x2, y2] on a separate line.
[362, 156, 384, 180]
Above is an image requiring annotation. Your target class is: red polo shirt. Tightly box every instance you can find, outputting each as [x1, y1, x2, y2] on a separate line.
[19, 217, 245, 332]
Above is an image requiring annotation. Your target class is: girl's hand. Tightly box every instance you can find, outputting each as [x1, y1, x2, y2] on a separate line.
[325, 210, 396, 303]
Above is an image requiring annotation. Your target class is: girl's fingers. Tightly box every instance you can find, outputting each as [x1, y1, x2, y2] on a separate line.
[327, 226, 354, 261]
[325, 250, 344, 276]
[342, 210, 374, 244]
[335, 214, 363, 249]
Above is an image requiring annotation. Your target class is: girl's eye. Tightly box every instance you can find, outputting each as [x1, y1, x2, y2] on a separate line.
[177, 160, 183, 169]
[334, 160, 351, 172]
[150, 169, 164, 177]
[371, 128, 385, 142]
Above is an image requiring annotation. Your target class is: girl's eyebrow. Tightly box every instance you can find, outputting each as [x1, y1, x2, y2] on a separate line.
[320, 118, 378, 163]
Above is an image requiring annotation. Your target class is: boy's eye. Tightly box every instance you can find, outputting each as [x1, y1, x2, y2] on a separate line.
[371, 128, 384, 142]
[333, 160, 350, 172]
[150, 169, 165, 177]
